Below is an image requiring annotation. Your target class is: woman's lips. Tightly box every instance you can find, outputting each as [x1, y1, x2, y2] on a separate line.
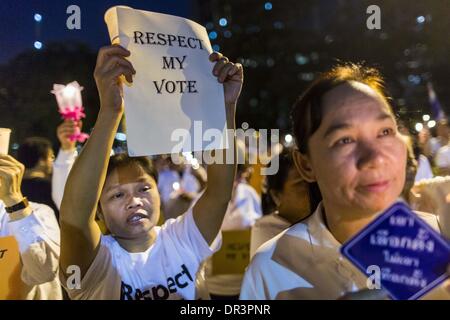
[360, 180, 391, 193]
[126, 212, 149, 225]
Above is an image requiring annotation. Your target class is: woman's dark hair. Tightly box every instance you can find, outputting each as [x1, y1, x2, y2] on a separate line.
[290, 62, 391, 210]
[106, 153, 158, 184]
[402, 134, 418, 199]
[17, 137, 53, 169]
[262, 147, 294, 214]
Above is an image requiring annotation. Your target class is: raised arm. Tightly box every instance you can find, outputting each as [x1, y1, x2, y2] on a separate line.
[52, 120, 79, 209]
[0, 155, 60, 286]
[193, 52, 243, 245]
[59, 45, 135, 276]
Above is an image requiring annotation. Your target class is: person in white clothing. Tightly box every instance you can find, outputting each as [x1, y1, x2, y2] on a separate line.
[157, 156, 207, 220]
[415, 154, 433, 182]
[59, 45, 243, 300]
[206, 164, 262, 298]
[405, 133, 434, 183]
[250, 147, 311, 259]
[435, 144, 450, 176]
[418, 119, 450, 160]
[52, 119, 79, 210]
[241, 63, 450, 300]
[0, 155, 62, 299]
[221, 165, 262, 231]
[157, 157, 205, 204]
[429, 120, 450, 157]
[17, 120, 81, 220]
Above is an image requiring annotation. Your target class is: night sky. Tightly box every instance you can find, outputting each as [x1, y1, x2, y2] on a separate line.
[0, 0, 194, 64]
[2, 0, 449, 137]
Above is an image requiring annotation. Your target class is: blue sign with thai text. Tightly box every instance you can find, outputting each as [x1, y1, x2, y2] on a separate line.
[341, 202, 450, 300]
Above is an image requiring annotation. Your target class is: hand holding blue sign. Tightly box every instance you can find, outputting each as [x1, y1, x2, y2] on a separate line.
[338, 288, 389, 300]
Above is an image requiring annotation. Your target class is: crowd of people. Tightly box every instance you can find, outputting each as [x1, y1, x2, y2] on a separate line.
[0, 45, 449, 300]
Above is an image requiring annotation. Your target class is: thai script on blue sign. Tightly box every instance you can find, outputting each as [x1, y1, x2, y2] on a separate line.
[341, 201, 450, 300]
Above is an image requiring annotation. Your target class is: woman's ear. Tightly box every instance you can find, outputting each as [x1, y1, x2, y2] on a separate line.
[95, 204, 111, 235]
[96, 204, 105, 222]
[292, 149, 316, 183]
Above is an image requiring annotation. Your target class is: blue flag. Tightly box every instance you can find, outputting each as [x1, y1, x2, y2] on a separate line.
[427, 82, 446, 121]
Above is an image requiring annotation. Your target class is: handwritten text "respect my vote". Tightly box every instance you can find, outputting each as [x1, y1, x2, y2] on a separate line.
[133, 31, 206, 94]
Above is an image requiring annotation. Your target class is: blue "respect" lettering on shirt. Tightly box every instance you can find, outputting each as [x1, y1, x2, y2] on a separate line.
[120, 264, 194, 300]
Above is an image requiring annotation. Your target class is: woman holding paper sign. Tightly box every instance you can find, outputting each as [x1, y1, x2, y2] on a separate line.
[59, 44, 243, 300]
[0, 154, 62, 299]
[241, 63, 450, 300]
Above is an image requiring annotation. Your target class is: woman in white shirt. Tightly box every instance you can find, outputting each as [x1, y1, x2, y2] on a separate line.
[241, 63, 450, 300]
[59, 45, 244, 300]
[0, 155, 61, 299]
[206, 164, 262, 299]
[250, 147, 312, 258]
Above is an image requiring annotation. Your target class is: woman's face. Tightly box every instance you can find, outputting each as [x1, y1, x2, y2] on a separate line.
[274, 167, 310, 223]
[303, 81, 407, 217]
[40, 149, 55, 176]
[99, 163, 160, 239]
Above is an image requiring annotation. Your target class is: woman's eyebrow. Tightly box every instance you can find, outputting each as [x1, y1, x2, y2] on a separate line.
[136, 176, 153, 184]
[323, 112, 393, 139]
[104, 184, 120, 193]
[323, 122, 352, 139]
[378, 112, 394, 122]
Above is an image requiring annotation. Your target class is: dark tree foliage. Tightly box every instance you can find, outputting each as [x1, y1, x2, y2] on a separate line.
[0, 42, 99, 151]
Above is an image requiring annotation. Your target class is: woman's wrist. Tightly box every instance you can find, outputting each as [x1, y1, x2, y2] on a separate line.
[225, 103, 236, 129]
[3, 193, 25, 207]
[4, 195, 32, 221]
[8, 206, 32, 221]
[98, 107, 123, 120]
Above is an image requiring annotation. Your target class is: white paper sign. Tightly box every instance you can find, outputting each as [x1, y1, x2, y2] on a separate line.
[104, 6, 228, 156]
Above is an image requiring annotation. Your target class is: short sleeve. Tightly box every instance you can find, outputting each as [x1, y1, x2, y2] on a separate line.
[435, 148, 450, 168]
[60, 238, 122, 300]
[7, 202, 60, 253]
[6, 202, 60, 286]
[240, 262, 266, 300]
[160, 208, 222, 266]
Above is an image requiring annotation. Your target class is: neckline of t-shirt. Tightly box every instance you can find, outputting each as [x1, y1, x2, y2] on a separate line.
[109, 226, 162, 256]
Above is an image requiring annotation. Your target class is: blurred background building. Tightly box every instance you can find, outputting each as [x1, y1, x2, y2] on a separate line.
[0, 0, 449, 150]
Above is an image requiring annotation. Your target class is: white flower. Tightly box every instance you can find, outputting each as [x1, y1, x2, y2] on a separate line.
[51, 81, 84, 111]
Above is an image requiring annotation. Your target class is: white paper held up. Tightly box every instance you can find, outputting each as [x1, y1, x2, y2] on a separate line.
[104, 6, 228, 156]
